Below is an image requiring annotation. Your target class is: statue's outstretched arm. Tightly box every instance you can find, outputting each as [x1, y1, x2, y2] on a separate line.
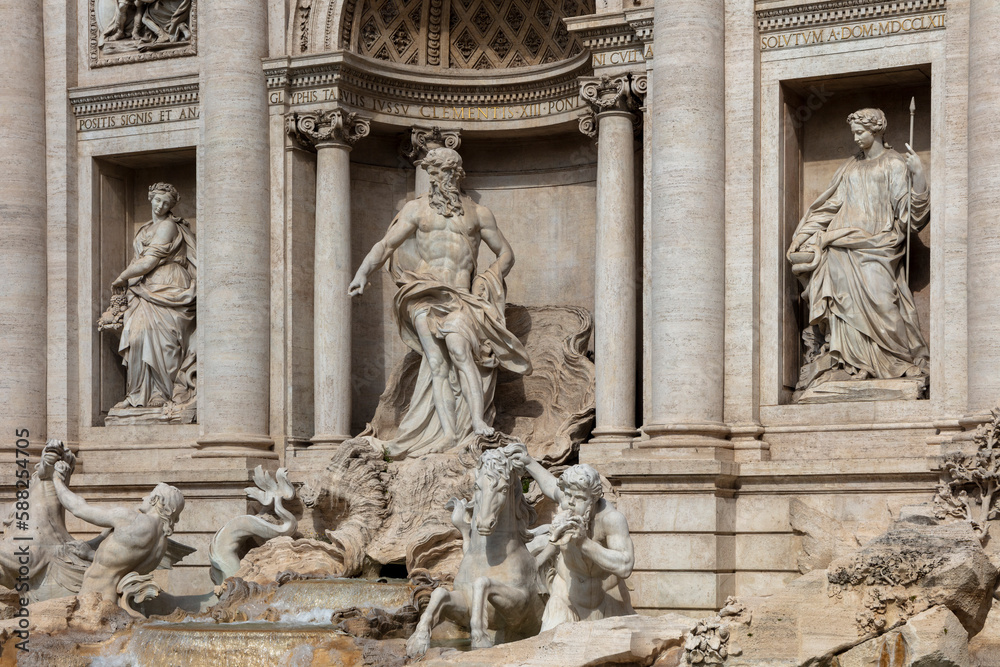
[51, 463, 128, 530]
[349, 205, 419, 295]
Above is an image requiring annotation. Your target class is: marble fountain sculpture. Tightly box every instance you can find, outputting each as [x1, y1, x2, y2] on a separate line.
[98, 181, 198, 425]
[1, 133, 999, 666]
[787, 108, 930, 404]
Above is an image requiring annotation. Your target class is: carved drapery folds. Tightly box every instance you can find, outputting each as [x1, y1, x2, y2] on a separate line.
[578, 74, 645, 138]
[286, 109, 372, 150]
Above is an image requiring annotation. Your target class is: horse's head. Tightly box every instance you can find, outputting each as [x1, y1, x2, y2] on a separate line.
[472, 445, 536, 539]
[473, 449, 513, 536]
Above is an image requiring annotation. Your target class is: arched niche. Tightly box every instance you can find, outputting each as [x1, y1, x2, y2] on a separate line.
[290, 0, 593, 68]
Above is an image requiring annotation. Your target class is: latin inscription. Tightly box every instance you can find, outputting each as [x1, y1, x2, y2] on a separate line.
[591, 45, 652, 68]
[77, 105, 201, 132]
[273, 87, 581, 121]
[761, 13, 945, 51]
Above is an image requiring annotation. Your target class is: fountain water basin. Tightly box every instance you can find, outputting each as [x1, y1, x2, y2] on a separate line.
[95, 578, 422, 667]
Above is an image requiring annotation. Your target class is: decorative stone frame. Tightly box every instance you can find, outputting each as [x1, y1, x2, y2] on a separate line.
[757, 16, 958, 452]
[88, 0, 198, 68]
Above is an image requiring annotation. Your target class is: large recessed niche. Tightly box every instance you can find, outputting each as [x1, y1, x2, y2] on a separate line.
[778, 66, 932, 403]
[91, 149, 197, 425]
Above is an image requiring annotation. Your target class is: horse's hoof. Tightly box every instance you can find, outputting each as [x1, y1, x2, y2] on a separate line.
[406, 634, 430, 658]
[471, 634, 493, 650]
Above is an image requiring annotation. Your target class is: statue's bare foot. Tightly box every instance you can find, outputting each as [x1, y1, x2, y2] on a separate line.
[473, 422, 495, 438]
[405, 630, 430, 658]
[148, 396, 167, 408]
[113, 400, 130, 410]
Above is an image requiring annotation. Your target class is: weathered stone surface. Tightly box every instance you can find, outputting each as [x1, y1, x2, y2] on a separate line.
[835, 607, 967, 667]
[899, 606, 969, 667]
[233, 536, 351, 584]
[419, 613, 696, 666]
[724, 521, 995, 665]
[969, 601, 1000, 667]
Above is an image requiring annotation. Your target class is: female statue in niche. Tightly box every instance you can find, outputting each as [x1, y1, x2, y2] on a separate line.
[103, 182, 197, 421]
[787, 108, 929, 401]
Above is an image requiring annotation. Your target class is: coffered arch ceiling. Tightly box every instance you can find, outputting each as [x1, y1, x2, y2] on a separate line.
[291, 0, 592, 68]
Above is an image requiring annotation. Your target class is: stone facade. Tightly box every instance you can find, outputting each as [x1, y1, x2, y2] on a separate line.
[1, 0, 997, 627]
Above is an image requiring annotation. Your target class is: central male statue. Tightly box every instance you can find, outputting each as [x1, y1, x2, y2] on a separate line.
[349, 147, 531, 458]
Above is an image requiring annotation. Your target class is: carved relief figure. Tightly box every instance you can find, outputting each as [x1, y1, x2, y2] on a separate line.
[349, 147, 531, 458]
[101, 0, 192, 49]
[513, 453, 635, 630]
[103, 182, 197, 422]
[51, 463, 189, 603]
[787, 108, 929, 400]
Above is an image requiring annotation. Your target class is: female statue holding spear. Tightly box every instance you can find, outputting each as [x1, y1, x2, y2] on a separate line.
[787, 106, 930, 397]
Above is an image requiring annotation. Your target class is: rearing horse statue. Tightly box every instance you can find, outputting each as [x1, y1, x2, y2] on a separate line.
[406, 442, 545, 657]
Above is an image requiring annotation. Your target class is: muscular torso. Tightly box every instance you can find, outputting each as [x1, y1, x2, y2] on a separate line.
[413, 197, 482, 291]
[82, 513, 166, 597]
[555, 510, 620, 610]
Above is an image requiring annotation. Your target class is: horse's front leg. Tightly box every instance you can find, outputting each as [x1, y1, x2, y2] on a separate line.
[470, 577, 494, 649]
[406, 586, 470, 658]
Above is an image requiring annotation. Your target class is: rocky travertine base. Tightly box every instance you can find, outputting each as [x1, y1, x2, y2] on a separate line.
[419, 613, 696, 666]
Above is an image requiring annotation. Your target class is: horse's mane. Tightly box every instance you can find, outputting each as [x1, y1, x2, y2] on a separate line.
[478, 448, 537, 544]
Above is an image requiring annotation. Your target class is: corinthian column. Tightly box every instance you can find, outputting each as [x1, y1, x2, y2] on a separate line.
[402, 126, 461, 195]
[968, 0, 1000, 415]
[579, 76, 642, 449]
[196, 0, 273, 456]
[643, 0, 729, 454]
[0, 0, 47, 449]
[288, 110, 371, 448]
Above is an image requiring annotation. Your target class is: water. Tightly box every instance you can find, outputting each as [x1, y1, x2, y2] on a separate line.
[93, 578, 420, 666]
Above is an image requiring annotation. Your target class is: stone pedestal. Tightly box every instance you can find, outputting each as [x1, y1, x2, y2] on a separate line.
[580, 76, 642, 447]
[287, 110, 371, 449]
[967, 0, 1000, 416]
[642, 0, 729, 457]
[196, 0, 274, 457]
[0, 0, 47, 451]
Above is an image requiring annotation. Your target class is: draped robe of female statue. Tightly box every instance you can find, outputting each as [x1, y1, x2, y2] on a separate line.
[118, 214, 197, 408]
[790, 148, 930, 392]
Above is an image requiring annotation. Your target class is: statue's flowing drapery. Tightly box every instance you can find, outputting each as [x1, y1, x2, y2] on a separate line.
[119, 215, 197, 407]
[791, 149, 930, 383]
[377, 220, 531, 458]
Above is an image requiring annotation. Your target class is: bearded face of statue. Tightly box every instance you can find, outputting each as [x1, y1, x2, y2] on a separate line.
[426, 163, 464, 217]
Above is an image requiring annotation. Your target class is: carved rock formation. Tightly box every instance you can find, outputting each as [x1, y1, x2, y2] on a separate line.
[710, 518, 996, 665]
[417, 613, 696, 666]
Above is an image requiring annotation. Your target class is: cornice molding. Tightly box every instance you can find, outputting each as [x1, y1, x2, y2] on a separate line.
[757, 0, 946, 34]
[69, 76, 200, 117]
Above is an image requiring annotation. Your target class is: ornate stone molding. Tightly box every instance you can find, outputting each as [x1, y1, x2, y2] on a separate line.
[264, 51, 591, 131]
[578, 74, 644, 138]
[565, 8, 653, 73]
[757, 0, 946, 33]
[88, 0, 198, 68]
[70, 76, 201, 133]
[578, 111, 597, 139]
[286, 109, 372, 150]
[401, 126, 462, 161]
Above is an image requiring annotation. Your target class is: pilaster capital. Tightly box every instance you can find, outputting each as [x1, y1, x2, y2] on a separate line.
[578, 74, 645, 138]
[285, 109, 371, 151]
[400, 125, 462, 162]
